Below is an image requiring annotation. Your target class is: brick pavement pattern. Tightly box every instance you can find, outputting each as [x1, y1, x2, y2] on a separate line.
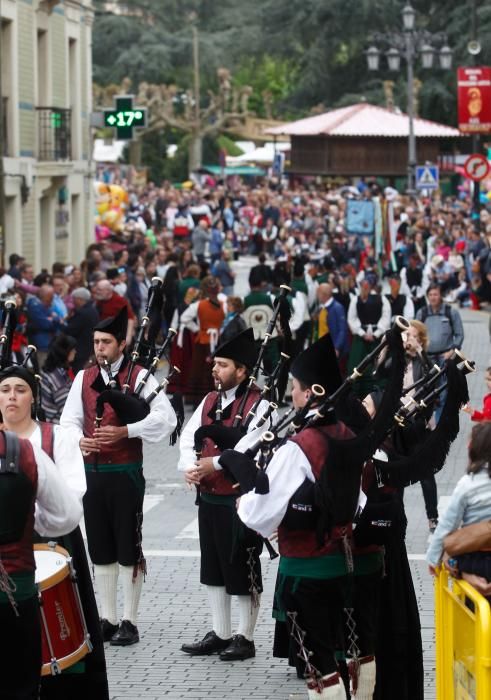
[100, 303, 489, 700]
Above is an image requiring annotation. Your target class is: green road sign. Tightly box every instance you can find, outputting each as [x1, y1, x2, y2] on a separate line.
[103, 95, 147, 140]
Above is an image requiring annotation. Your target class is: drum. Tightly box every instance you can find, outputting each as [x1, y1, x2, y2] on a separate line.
[34, 543, 92, 676]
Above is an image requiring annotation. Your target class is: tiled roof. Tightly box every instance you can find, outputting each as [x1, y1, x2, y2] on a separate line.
[266, 103, 461, 138]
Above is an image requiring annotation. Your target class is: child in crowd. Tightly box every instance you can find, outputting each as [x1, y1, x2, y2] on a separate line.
[427, 422, 491, 587]
[463, 367, 491, 422]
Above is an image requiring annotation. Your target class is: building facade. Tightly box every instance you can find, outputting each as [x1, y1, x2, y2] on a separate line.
[1, 0, 94, 270]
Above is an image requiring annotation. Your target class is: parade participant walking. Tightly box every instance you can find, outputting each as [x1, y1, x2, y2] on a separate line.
[0, 363, 110, 699]
[60, 307, 177, 647]
[178, 329, 274, 661]
[179, 276, 225, 406]
[347, 276, 391, 397]
[385, 273, 414, 323]
[315, 283, 348, 359]
[0, 431, 83, 699]
[237, 335, 383, 699]
[400, 254, 426, 313]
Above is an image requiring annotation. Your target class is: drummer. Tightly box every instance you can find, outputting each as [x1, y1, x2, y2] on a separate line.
[0, 427, 82, 699]
[0, 363, 110, 698]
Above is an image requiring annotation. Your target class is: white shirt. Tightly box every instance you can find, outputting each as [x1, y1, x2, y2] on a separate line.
[178, 384, 277, 472]
[289, 292, 308, 332]
[29, 423, 86, 508]
[238, 439, 314, 538]
[34, 444, 84, 537]
[60, 355, 177, 443]
[347, 293, 391, 339]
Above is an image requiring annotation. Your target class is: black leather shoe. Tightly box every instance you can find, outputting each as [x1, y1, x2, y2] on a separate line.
[181, 630, 232, 655]
[219, 634, 255, 661]
[100, 618, 119, 642]
[109, 619, 139, 646]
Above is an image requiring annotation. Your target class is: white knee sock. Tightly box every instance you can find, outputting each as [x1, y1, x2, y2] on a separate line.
[350, 656, 376, 699]
[236, 594, 260, 641]
[307, 672, 345, 699]
[206, 585, 231, 640]
[94, 562, 119, 625]
[120, 565, 143, 625]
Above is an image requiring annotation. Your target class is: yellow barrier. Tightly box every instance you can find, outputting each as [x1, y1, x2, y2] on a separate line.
[436, 566, 491, 700]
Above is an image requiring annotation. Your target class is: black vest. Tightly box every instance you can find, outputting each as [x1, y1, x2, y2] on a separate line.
[356, 295, 383, 327]
[386, 293, 406, 318]
[406, 267, 423, 289]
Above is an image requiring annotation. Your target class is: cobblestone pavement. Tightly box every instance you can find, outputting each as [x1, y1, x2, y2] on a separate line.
[97, 258, 490, 699]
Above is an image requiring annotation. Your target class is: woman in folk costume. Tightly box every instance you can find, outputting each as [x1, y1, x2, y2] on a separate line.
[357, 354, 469, 699]
[167, 285, 200, 396]
[347, 275, 391, 398]
[0, 363, 110, 699]
[179, 275, 225, 407]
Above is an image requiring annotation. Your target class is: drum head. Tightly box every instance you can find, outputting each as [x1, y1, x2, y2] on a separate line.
[34, 546, 69, 589]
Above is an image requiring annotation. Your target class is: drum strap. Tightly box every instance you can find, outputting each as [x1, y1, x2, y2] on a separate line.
[0, 431, 20, 474]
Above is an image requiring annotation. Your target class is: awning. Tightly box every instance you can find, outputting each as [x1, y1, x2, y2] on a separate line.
[199, 164, 266, 176]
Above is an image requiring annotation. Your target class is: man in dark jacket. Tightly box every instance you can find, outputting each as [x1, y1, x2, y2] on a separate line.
[66, 288, 99, 372]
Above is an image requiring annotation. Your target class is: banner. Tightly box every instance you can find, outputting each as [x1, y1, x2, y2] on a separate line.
[457, 66, 491, 134]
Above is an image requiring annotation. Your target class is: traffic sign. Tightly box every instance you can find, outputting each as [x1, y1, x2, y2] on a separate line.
[103, 95, 147, 140]
[415, 165, 439, 190]
[463, 153, 490, 181]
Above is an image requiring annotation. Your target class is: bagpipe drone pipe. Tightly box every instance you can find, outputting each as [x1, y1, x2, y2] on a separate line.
[351, 350, 474, 548]
[218, 317, 409, 546]
[0, 299, 43, 417]
[192, 284, 293, 457]
[94, 279, 184, 444]
[376, 350, 474, 489]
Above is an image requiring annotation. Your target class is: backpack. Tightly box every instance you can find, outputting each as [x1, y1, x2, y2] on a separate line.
[419, 303, 454, 334]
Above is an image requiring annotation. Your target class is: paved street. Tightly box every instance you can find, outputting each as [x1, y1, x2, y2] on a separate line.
[96, 259, 490, 699]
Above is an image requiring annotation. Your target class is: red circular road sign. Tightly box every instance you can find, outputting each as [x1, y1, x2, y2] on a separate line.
[464, 153, 491, 181]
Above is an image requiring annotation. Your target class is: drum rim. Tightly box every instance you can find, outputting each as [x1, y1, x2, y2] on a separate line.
[34, 543, 70, 590]
[40, 640, 91, 677]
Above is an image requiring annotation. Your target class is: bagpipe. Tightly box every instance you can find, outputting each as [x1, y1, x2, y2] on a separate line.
[394, 349, 474, 428]
[94, 279, 183, 443]
[0, 300, 42, 415]
[372, 348, 475, 489]
[232, 284, 292, 428]
[220, 316, 410, 497]
[0, 299, 17, 370]
[192, 284, 293, 457]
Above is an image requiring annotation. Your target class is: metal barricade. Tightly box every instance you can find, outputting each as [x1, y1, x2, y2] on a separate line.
[436, 566, 491, 699]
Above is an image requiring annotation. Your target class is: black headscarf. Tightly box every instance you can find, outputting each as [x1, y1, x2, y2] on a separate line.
[0, 365, 38, 399]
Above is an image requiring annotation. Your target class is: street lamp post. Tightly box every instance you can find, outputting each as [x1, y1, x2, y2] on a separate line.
[366, 3, 452, 195]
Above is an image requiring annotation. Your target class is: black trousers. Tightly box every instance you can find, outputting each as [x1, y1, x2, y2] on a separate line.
[84, 469, 145, 566]
[420, 475, 438, 521]
[0, 595, 41, 700]
[198, 498, 262, 596]
[280, 571, 381, 678]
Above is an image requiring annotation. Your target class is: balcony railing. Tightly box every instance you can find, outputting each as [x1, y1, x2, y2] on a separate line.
[36, 107, 71, 161]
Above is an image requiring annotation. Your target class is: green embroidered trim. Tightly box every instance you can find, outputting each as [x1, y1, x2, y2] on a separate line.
[85, 462, 142, 473]
[200, 493, 237, 507]
[0, 571, 36, 604]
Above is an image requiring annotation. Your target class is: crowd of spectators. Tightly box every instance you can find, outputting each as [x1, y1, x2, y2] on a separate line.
[0, 178, 489, 421]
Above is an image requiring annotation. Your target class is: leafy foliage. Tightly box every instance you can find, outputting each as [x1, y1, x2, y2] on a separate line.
[93, 0, 491, 125]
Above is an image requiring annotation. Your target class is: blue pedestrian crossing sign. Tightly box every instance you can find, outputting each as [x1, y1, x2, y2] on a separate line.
[415, 165, 439, 190]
